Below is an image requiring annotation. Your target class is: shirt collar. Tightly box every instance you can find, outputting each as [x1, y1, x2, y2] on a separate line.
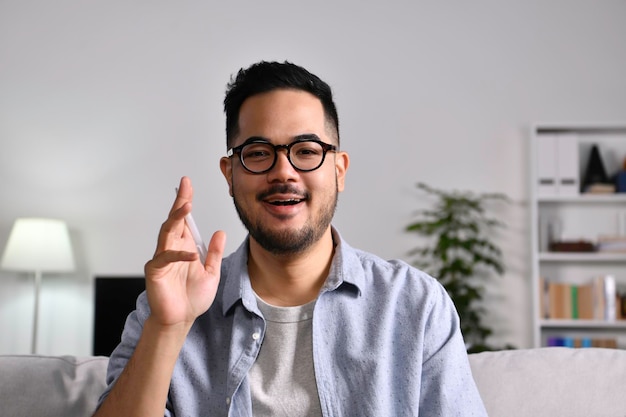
[221, 236, 256, 316]
[221, 227, 364, 316]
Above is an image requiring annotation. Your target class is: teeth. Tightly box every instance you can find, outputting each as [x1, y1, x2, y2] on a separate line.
[269, 199, 301, 205]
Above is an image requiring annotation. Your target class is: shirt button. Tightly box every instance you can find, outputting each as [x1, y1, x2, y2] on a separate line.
[252, 332, 260, 340]
[226, 396, 231, 405]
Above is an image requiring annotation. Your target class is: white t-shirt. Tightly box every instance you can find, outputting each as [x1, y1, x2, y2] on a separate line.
[249, 294, 322, 417]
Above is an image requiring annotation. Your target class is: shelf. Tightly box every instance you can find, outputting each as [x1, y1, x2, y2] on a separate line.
[539, 252, 626, 262]
[540, 319, 626, 329]
[538, 194, 626, 203]
[536, 126, 626, 135]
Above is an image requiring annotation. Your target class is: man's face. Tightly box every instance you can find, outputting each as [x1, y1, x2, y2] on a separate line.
[220, 89, 349, 255]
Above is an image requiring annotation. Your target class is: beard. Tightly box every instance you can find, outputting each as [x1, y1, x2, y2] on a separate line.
[233, 183, 338, 256]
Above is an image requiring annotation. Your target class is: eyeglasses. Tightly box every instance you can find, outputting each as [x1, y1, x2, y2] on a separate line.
[227, 138, 337, 174]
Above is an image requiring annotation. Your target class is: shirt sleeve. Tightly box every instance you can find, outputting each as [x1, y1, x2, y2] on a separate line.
[95, 292, 175, 417]
[419, 282, 488, 416]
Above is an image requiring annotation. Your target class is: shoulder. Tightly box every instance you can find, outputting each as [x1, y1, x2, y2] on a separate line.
[340, 239, 441, 293]
[327, 227, 455, 321]
[354, 247, 429, 279]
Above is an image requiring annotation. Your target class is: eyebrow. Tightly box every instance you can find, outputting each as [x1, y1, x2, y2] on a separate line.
[240, 133, 322, 146]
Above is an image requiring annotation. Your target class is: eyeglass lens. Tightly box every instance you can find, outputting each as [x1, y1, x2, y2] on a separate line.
[241, 141, 327, 173]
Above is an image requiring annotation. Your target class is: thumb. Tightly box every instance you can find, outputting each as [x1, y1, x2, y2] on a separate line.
[204, 231, 226, 275]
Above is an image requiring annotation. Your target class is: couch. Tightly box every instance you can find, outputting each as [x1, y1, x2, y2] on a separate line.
[1, 347, 625, 416]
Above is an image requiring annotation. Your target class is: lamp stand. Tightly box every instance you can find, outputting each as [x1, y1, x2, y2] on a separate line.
[32, 270, 42, 354]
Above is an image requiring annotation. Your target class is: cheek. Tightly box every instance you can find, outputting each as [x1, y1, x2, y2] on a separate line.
[231, 174, 259, 203]
[308, 172, 338, 199]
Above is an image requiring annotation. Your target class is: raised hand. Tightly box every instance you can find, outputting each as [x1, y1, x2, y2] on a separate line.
[144, 176, 226, 329]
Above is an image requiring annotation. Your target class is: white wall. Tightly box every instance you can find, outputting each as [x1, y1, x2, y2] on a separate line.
[1, 1, 625, 355]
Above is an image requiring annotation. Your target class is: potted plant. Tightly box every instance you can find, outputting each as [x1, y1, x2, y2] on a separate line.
[405, 182, 512, 353]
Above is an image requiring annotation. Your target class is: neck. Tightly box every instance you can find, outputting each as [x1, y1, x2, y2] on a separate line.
[247, 228, 335, 307]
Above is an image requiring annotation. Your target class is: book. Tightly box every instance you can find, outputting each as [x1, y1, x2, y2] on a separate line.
[542, 277, 620, 321]
[584, 183, 616, 194]
[576, 283, 595, 320]
[592, 338, 618, 349]
[596, 235, 626, 253]
[591, 275, 617, 321]
[548, 282, 572, 319]
[604, 275, 616, 321]
[545, 336, 617, 348]
[592, 277, 606, 320]
[571, 285, 579, 319]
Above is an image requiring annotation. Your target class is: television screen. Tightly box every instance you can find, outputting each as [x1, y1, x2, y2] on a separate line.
[93, 276, 145, 356]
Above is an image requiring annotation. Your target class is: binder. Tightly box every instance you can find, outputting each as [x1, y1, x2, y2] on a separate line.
[536, 134, 558, 197]
[556, 134, 579, 196]
[535, 133, 580, 197]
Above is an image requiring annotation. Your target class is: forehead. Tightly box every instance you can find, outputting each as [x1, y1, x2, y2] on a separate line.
[235, 89, 329, 145]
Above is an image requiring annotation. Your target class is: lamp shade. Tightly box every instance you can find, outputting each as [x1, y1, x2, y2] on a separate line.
[1, 218, 75, 272]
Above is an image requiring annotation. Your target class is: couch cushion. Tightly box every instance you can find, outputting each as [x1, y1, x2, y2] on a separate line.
[469, 347, 626, 417]
[0, 355, 108, 417]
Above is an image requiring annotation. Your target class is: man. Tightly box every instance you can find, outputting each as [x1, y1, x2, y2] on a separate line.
[95, 61, 487, 416]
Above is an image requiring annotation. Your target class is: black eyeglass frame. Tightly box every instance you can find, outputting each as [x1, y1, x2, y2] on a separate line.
[226, 138, 338, 174]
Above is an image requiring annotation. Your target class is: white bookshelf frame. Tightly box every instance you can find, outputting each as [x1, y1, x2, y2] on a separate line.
[530, 123, 626, 348]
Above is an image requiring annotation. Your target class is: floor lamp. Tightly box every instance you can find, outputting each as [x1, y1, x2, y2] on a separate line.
[1, 218, 75, 354]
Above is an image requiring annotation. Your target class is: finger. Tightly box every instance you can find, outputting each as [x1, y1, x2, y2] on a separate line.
[145, 249, 198, 274]
[155, 176, 194, 255]
[154, 203, 193, 256]
[204, 230, 226, 276]
[169, 176, 193, 218]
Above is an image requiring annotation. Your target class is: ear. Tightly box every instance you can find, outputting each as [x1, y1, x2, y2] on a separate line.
[220, 156, 234, 197]
[335, 151, 350, 192]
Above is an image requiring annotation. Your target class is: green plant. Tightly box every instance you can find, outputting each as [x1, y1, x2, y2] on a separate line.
[405, 182, 511, 353]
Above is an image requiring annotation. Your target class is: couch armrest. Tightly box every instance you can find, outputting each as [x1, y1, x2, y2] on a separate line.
[469, 347, 626, 417]
[0, 355, 108, 417]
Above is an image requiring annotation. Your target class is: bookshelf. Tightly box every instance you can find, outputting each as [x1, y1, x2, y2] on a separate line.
[530, 124, 626, 349]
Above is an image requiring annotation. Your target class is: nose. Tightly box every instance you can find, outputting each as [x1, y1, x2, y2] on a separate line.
[267, 147, 297, 181]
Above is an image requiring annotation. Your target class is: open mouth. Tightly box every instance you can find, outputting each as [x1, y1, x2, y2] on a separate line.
[266, 198, 304, 206]
[260, 185, 308, 207]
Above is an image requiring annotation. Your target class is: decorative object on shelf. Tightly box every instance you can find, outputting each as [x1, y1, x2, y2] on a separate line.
[611, 157, 626, 193]
[405, 182, 513, 353]
[582, 144, 614, 194]
[549, 240, 595, 253]
[0, 218, 75, 354]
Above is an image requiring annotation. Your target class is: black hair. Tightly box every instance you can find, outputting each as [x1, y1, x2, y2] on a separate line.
[223, 61, 340, 148]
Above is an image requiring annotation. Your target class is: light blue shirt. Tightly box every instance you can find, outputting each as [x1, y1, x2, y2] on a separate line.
[101, 228, 487, 416]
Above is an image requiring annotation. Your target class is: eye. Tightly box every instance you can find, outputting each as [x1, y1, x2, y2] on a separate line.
[293, 142, 323, 158]
[242, 144, 273, 160]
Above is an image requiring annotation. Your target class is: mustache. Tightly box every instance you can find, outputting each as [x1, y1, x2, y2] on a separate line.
[257, 184, 309, 201]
